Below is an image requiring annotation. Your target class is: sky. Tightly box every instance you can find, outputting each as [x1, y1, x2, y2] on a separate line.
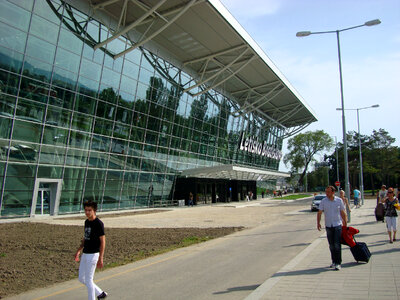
[219, 0, 400, 172]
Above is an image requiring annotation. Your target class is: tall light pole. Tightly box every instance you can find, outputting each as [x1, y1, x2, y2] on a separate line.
[337, 104, 379, 206]
[296, 19, 381, 216]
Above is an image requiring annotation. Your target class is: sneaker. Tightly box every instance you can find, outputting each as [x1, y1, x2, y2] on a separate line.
[335, 264, 341, 270]
[329, 263, 335, 268]
[97, 291, 108, 299]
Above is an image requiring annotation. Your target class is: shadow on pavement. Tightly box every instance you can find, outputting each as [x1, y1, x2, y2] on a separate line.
[283, 242, 311, 248]
[213, 284, 260, 295]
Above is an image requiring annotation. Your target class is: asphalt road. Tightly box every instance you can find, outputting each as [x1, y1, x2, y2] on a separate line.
[13, 197, 323, 300]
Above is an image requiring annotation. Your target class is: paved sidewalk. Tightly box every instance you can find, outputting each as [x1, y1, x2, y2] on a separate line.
[246, 198, 400, 300]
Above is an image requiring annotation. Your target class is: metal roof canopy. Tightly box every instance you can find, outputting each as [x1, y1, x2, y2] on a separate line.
[180, 164, 290, 181]
[70, 0, 317, 133]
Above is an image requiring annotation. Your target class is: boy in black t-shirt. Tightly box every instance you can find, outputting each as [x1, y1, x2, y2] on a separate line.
[75, 201, 108, 300]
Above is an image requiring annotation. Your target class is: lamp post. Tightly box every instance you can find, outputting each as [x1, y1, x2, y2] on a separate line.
[297, 19, 381, 219]
[336, 104, 379, 206]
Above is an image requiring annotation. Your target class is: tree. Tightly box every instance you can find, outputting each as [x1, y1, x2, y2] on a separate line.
[284, 130, 334, 187]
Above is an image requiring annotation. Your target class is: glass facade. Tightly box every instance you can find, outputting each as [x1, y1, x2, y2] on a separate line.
[0, 0, 284, 217]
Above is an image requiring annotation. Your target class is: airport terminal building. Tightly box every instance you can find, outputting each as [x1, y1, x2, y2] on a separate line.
[0, 0, 316, 217]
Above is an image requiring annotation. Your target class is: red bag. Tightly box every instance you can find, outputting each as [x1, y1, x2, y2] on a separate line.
[341, 226, 360, 247]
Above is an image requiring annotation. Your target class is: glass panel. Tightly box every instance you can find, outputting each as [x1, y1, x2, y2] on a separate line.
[16, 98, 45, 123]
[2, 190, 32, 216]
[30, 14, 59, 44]
[58, 27, 83, 55]
[26, 35, 56, 64]
[37, 166, 62, 178]
[58, 190, 82, 213]
[45, 106, 71, 128]
[52, 66, 77, 90]
[88, 151, 108, 168]
[23, 56, 53, 82]
[55, 47, 80, 74]
[69, 130, 91, 150]
[94, 118, 113, 135]
[0, 1, 31, 31]
[122, 60, 139, 80]
[4, 174, 35, 191]
[80, 58, 102, 82]
[71, 112, 93, 132]
[39, 145, 66, 165]
[0, 117, 12, 140]
[65, 148, 89, 166]
[33, 0, 61, 24]
[0, 24, 27, 55]
[91, 135, 110, 152]
[108, 154, 125, 170]
[75, 94, 97, 115]
[101, 67, 121, 88]
[12, 120, 42, 143]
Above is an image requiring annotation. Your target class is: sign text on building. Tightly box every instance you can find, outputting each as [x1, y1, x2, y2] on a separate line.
[238, 132, 282, 160]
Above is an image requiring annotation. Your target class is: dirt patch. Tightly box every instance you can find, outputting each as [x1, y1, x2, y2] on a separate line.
[0, 222, 241, 298]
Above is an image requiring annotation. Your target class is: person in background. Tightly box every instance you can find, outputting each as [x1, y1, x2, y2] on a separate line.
[188, 192, 194, 207]
[384, 187, 398, 243]
[353, 187, 361, 208]
[317, 186, 347, 271]
[379, 185, 387, 203]
[340, 190, 351, 213]
[75, 201, 108, 300]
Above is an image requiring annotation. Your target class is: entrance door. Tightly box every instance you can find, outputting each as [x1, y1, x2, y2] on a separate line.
[35, 186, 51, 215]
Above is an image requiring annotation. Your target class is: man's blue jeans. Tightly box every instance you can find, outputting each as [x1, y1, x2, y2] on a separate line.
[326, 225, 342, 265]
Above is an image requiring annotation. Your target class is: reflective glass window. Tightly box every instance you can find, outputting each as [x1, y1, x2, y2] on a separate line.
[77, 75, 99, 96]
[0, 24, 27, 55]
[94, 118, 113, 136]
[42, 126, 68, 146]
[0, 1, 31, 31]
[2, 191, 32, 216]
[100, 68, 121, 91]
[75, 94, 97, 115]
[115, 106, 132, 125]
[99, 86, 119, 104]
[26, 35, 56, 64]
[69, 130, 91, 150]
[45, 106, 71, 128]
[30, 14, 59, 44]
[39, 145, 66, 165]
[0, 50, 23, 81]
[95, 102, 115, 120]
[58, 27, 83, 55]
[108, 154, 125, 170]
[80, 58, 102, 82]
[52, 66, 77, 90]
[66, 148, 89, 167]
[0, 117, 12, 139]
[88, 151, 108, 168]
[12, 120, 42, 143]
[16, 98, 45, 123]
[23, 56, 53, 82]
[71, 112, 93, 132]
[33, 0, 61, 24]
[55, 47, 80, 74]
[91, 135, 110, 152]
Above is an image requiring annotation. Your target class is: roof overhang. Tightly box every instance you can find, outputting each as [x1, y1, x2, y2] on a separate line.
[64, 0, 317, 133]
[180, 164, 290, 181]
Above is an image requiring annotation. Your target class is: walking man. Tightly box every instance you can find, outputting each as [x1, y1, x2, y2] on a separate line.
[353, 187, 361, 208]
[317, 186, 347, 270]
[75, 200, 108, 300]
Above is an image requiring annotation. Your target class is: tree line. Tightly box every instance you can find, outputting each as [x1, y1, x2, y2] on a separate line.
[284, 129, 400, 193]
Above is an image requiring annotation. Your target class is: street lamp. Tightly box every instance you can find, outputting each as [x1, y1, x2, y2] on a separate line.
[336, 104, 380, 206]
[296, 19, 381, 218]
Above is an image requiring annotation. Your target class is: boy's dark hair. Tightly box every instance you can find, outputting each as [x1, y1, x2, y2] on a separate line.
[83, 200, 97, 211]
[327, 186, 336, 193]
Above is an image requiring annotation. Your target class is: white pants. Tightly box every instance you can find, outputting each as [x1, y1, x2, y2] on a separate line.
[386, 216, 398, 232]
[79, 253, 102, 300]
